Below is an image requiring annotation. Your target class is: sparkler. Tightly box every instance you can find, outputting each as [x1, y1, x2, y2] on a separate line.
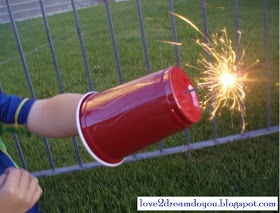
[169, 13, 259, 133]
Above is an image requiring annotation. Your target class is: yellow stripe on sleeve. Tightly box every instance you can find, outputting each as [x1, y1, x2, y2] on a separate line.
[14, 98, 29, 131]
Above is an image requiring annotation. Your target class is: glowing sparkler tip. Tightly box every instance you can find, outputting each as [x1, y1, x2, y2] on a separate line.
[220, 73, 236, 88]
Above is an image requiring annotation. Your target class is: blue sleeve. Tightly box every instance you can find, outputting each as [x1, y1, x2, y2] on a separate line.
[0, 92, 36, 135]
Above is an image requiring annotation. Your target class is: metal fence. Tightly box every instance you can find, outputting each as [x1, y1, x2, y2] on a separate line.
[1, 0, 278, 177]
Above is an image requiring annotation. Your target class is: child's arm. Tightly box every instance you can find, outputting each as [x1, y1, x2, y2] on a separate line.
[27, 93, 83, 138]
[0, 92, 83, 138]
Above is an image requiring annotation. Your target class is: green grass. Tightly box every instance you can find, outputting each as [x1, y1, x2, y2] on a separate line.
[0, 0, 279, 212]
[37, 134, 279, 213]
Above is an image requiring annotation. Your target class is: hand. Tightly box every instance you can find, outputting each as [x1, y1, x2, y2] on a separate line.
[0, 167, 42, 213]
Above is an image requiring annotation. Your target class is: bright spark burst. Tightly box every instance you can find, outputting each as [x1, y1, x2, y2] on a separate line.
[170, 12, 259, 133]
[196, 28, 247, 121]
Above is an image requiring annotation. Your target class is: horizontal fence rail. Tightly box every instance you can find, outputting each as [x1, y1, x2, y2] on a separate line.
[0, 0, 278, 177]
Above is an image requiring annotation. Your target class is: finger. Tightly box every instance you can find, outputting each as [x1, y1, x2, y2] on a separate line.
[26, 176, 39, 202]
[31, 185, 43, 205]
[18, 169, 31, 196]
[2, 168, 22, 191]
[4, 166, 16, 173]
[0, 173, 7, 187]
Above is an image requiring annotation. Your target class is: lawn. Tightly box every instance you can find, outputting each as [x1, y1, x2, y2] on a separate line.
[0, 0, 279, 212]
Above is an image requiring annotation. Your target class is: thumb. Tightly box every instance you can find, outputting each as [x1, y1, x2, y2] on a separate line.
[0, 173, 7, 188]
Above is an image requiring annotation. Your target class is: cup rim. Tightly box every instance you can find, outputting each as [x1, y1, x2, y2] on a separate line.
[76, 91, 125, 167]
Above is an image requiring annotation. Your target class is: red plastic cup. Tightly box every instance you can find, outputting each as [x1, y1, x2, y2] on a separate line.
[76, 66, 201, 166]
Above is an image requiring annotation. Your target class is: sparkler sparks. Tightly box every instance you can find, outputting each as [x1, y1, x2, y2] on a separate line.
[156, 40, 182, 46]
[195, 28, 247, 122]
[170, 13, 259, 133]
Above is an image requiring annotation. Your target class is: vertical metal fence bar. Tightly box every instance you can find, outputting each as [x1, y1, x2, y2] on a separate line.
[104, 0, 123, 84]
[136, 0, 151, 74]
[201, 0, 218, 141]
[39, 0, 83, 167]
[169, 0, 192, 160]
[72, 137, 83, 166]
[233, 0, 241, 58]
[13, 134, 28, 169]
[42, 137, 55, 170]
[70, 0, 94, 91]
[6, 0, 56, 171]
[5, 0, 35, 98]
[67, 0, 94, 166]
[184, 129, 192, 160]
[168, 0, 180, 67]
[136, 0, 163, 151]
[233, 0, 245, 133]
[158, 143, 163, 152]
[38, 0, 64, 93]
[263, 0, 271, 128]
